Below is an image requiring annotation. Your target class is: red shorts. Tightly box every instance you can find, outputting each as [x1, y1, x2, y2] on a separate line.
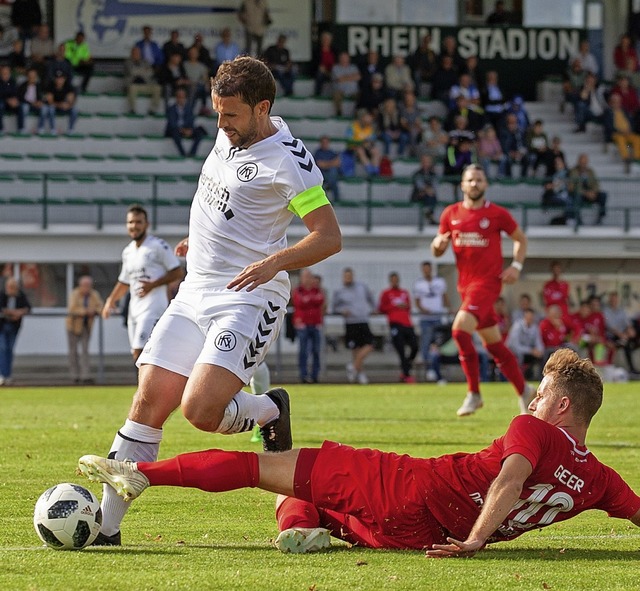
[459, 282, 501, 329]
[296, 441, 448, 550]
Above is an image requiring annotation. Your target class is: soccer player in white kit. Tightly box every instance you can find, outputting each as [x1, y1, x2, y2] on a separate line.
[92, 56, 342, 545]
[102, 204, 184, 362]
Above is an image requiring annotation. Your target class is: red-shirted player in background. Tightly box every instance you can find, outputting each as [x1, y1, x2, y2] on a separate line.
[542, 261, 572, 320]
[430, 164, 534, 417]
[78, 349, 640, 556]
[378, 272, 419, 383]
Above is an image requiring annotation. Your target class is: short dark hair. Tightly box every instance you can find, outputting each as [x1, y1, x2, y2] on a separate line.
[211, 56, 276, 112]
[127, 204, 148, 220]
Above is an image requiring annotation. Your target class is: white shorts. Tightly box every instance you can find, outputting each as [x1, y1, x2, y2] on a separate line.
[127, 313, 162, 351]
[137, 284, 287, 384]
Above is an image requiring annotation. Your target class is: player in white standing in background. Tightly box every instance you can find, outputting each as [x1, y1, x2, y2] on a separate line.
[102, 204, 184, 363]
[91, 56, 342, 545]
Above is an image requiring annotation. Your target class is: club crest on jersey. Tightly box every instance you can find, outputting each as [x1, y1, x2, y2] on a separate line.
[237, 163, 258, 182]
[215, 331, 237, 351]
[479, 218, 490, 229]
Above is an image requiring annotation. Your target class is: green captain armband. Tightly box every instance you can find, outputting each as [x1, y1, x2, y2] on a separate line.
[288, 185, 330, 218]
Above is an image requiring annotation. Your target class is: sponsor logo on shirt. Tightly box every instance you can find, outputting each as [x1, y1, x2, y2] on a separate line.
[196, 172, 235, 220]
[454, 232, 489, 247]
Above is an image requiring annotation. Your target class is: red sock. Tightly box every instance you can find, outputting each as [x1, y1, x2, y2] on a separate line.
[137, 449, 259, 492]
[453, 329, 480, 393]
[486, 341, 525, 395]
[276, 497, 321, 531]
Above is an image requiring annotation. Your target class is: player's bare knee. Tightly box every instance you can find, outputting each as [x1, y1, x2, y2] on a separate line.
[182, 401, 222, 433]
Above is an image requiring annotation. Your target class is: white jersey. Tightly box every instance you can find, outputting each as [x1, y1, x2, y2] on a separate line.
[413, 276, 448, 317]
[118, 234, 181, 320]
[185, 116, 326, 301]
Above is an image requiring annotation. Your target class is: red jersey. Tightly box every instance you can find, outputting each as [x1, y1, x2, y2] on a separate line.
[439, 201, 518, 292]
[292, 286, 325, 327]
[379, 287, 413, 327]
[542, 279, 570, 317]
[539, 317, 571, 347]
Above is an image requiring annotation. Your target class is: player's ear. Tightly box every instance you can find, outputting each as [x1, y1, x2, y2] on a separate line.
[256, 99, 271, 117]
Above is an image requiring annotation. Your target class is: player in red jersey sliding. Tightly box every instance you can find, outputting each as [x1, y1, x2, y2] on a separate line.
[78, 349, 640, 555]
[431, 164, 533, 416]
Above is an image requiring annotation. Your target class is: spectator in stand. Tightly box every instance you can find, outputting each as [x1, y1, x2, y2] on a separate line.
[525, 119, 551, 178]
[505, 95, 530, 133]
[399, 90, 423, 156]
[545, 135, 567, 176]
[10, 0, 41, 41]
[8, 38, 26, 77]
[124, 45, 162, 115]
[506, 307, 544, 380]
[377, 96, 409, 156]
[28, 23, 54, 78]
[541, 156, 575, 224]
[419, 115, 448, 160]
[588, 296, 616, 366]
[603, 92, 640, 161]
[356, 72, 388, 118]
[461, 55, 483, 87]
[440, 35, 465, 72]
[183, 45, 210, 113]
[358, 50, 384, 94]
[568, 153, 607, 225]
[430, 54, 458, 105]
[263, 34, 296, 97]
[413, 261, 448, 382]
[345, 108, 381, 176]
[43, 71, 78, 135]
[189, 33, 213, 74]
[0, 64, 19, 135]
[539, 304, 579, 364]
[0, 276, 31, 386]
[159, 51, 189, 105]
[0, 25, 19, 60]
[603, 291, 639, 374]
[136, 26, 165, 74]
[314, 135, 341, 201]
[332, 51, 360, 117]
[292, 268, 325, 384]
[481, 70, 506, 130]
[511, 293, 539, 324]
[609, 74, 640, 117]
[311, 31, 336, 97]
[17, 66, 46, 134]
[573, 39, 599, 75]
[379, 272, 419, 383]
[410, 33, 437, 97]
[448, 72, 481, 111]
[573, 72, 606, 132]
[542, 261, 572, 321]
[613, 33, 637, 72]
[616, 56, 640, 91]
[213, 28, 241, 73]
[333, 267, 376, 385]
[486, 0, 511, 24]
[562, 58, 586, 113]
[162, 30, 186, 63]
[445, 94, 485, 133]
[477, 124, 504, 179]
[164, 87, 207, 157]
[498, 112, 527, 178]
[237, 0, 271, 57]
[410, 154, 439, 224]
[444, 134, 476, 181]
[64, 31, 94, 94]
[384, 54, 414, 100]
[45, 43, 74, 85]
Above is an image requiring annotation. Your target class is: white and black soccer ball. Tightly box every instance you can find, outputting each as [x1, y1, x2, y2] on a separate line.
[33, 483, 102, 550]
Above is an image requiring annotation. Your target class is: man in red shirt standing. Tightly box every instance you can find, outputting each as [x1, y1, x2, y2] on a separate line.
[378, 272, 419, 383]
[539, 304, 579, 364]
[542, 261, 572, 320]
[79, 349, 640, 556]
[431, 164, 533, 417]
[292, 268, 326, 383]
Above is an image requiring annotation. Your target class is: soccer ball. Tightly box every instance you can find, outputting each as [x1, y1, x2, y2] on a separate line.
[33, 483, 102, 550]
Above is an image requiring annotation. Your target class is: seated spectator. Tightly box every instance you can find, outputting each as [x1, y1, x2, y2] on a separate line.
[419, 115, 448, 159]
[616, 56, 640, 91]
[448, 72, 481, 111]
[213, 28, 240, 74]
[164, 87, 207, 157]
[603, 92, 640, 161]
[399, 90, 423, 156]
[544, 135, 567, 177]
[477, 124, 503, 178]
[124, 45, 162, 115]
[574, 72, 606, 132]
[409, 34, 437, 97]
[189, 33, 213, 75]
[562, 57, 586, 113]
[410, 154, 438, 224]
[384, 54, 414, 99]
[498, 112, 527, 178]
[603, 291, 639, 373]
[345, 108, 381, 176]
[506, 307, 544, 380]
[511, 293, 540, 324]
[445, 94, 484, 133]
[28, 23, 54, 77]
[377, 96, 409, 156]
[568, 153, 607, 224]
[525, 119, 551, 177]
[460, 55, 483, 87]
[136, 25, 164, 74]
[541, 156, 575, 224]
[162, 29, 186, 63]
[481, 69, 506, 130]
[356, 72, 388, 118]
[17, 67, 46, 134]
[573, 38, 599, 75]
[183, 45, 210, 113]
[159, 51, 189, 104]
[311, 30, 336, 97]
[439, 35, 465, 72]
[443, 135, 475, 180]
[0, 25, 19, 60]
[613, 33, 637, 72]
[358, 49, 384, 93]
[43, 71, 77, 135]
[430, 54, 458, 105]
[45, 43, 74, 85]
[64, 31, 93, 93]
[0, 63, 19, 134]
[539, 304, 579, 365]
[314, 135, 341, 201]
[446, 113, 475, 144]
[609, 74, 640, 117]
[572, 299, 606, 365]
[504, 95, 530, 133]
[332, 51, 360, 117]
[8, 38, 26, 77]
[263, 34, 296, 97]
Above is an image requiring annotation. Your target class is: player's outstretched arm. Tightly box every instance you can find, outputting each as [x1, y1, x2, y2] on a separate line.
[426, 453, 532, 558]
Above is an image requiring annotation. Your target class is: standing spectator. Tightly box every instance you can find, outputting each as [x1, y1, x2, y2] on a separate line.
[238, 0, 271, 57]
[17, 66, 46, 134]
[603, 291, 639, 373]
[64, 31, 94, 93]
[568, 153, 608, 225]
[0, 63, 19, 134]
[43, 71, 78, 135]
[311, 31, 336, 97]
[384, 54, 414, 99]
[0, 277, 31, 386]
[159, 51, 189, 104]
[603, 93, 640, 161]
[332, 51, 360, 117]
[573, 72, 606, 133]
[498, 112, 527, 178]
[102, 204, 184, 363]
[379, 272, 419, 383]
[333, 267, 376, 384]
[542, 261, 572, 321]
[410, 154, 439, 224]
[573, 38, 599, 75]
[213, 27, 241, 73]
[292, 268, 325, 384]
[314, 135, 341, 201]
[413, 261, 448, 381]
[189, 33, 214, 74]
[124, 45, 162, 115]
[539, 304, 579, 363]
[136, 26, 164, 74]
[410, 34, 437, 96]
[162, 30, 186, 63]
[506, 308, 544, 380]
[431, 164, 533, 417]
[377, 96, 409, 156]
[29, 23, 54, 77]
[263, 34, 296, 97]
[66, 275, 104, 384]
[10, 0, 41, 41]
[183, 45, 210, 113]
[164, 87, 207, 157]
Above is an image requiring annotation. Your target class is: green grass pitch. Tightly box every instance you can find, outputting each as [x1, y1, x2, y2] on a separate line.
[1, 381, 639, 591]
